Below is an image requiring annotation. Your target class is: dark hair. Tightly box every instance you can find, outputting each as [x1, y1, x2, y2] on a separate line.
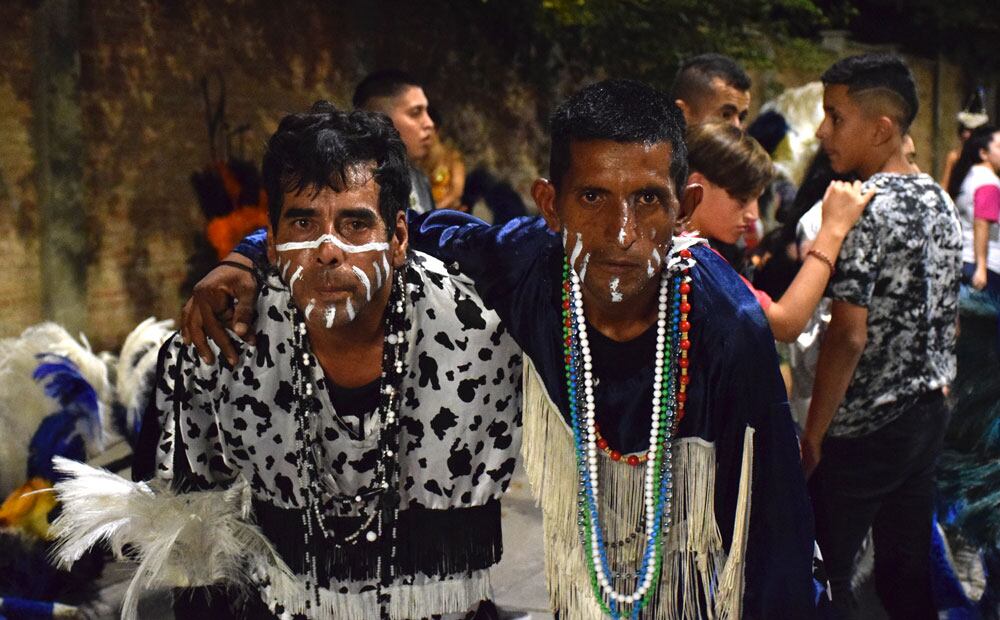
[821, 53, 919, 133]
[948, 125, 999, 199]
[549, 79, 688, 198]
[262, 101, 411, 232]
[671, 54, 752, 106]
[352, 70, 422, 110]
[687, 122, 774, 202]
[747, 110, 789, 155]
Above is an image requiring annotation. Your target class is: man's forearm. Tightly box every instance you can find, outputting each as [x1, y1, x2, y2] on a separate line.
[804, 305, 867, 444]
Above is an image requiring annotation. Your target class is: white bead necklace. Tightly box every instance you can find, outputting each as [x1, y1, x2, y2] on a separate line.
[569, 268, 673, 606]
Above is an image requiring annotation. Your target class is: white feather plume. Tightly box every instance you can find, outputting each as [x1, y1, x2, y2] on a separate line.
[49, 457, 294, 620]
[0, 323, 114, 496]
[115, 317, 175, 433]
[760, 81, 825, 186]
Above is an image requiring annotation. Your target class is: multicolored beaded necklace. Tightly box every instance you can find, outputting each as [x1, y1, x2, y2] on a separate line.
[560, 249, 693, 619]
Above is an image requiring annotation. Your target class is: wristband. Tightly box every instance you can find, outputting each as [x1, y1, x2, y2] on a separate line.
[807, 249, 836, 276]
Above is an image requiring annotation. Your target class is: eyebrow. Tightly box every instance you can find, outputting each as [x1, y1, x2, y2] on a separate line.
[283, 207, 318, 220]
[338, 208, 379, 223]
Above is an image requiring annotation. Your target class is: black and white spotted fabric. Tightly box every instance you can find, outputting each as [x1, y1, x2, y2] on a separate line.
[154, 250, 521, 507]
[827, 172, 961, 438]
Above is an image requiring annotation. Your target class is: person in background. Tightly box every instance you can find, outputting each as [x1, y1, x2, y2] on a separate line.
[353, 69, 437, 213]
[803, 53, 961, 619]
[671, 53, 752, 128]
[681, 121, 872, 342]
[948, 125, 1000, 349]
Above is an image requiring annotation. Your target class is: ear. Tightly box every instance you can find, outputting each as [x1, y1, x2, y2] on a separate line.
[680, 174, 705, 220]
[532, 178, 561, 233]
[266, 224, 277, 265]
[872, 115, 896, 147]
[675, 98, 692, 123]
[390, 210, 408, 267]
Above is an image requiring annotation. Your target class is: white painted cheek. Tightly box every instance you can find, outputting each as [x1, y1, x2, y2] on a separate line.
[578, 253, 591, 283]
[610, 277, 623, 303]
[324, 306, 337, 328]
[651, 247, 661, 266]
[382, 253, 390, 276]
[568, 231, 584, 269]
[647, 260, 654, 279]
[304, 298, 315, 320]
[288, 266, 303, 295]
[373, 260, 383, 289]
[352, 265, 372, 301]
[280, 260, 291, 280]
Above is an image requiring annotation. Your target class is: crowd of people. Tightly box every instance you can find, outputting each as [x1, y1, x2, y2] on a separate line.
[44, 50, 998, 620]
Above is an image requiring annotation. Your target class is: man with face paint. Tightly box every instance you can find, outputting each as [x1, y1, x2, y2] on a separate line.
[184, 81, 825, 618]
[52, 103, 521, 620]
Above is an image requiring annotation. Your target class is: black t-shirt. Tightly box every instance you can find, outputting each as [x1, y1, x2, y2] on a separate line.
[327, 377, 380, 439]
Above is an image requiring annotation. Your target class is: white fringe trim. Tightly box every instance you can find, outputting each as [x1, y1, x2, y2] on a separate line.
[260, 564, 492, 620]
[49, 457, 293, 620]
[522, 359, 754, 619]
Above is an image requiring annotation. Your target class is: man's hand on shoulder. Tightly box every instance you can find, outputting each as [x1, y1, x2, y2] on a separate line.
[182, 253, 258, 366]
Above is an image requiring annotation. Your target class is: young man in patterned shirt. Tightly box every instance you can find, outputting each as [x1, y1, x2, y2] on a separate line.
[801, 54, 962, 619]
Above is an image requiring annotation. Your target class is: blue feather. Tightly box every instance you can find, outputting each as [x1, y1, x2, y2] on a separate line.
[27, 354, 102, 479]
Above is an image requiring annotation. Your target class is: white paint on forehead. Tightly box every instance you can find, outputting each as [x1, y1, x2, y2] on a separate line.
[324, 306, 336, 328]
[610, 277, 623, 303]
[345, 298, 356, 321]
[288, 266, 303, 295]
[275, 234, 390, 254]
[578, 253, 590, 283]
[352, 265, 372, 301]
[304, 299, 315, 320]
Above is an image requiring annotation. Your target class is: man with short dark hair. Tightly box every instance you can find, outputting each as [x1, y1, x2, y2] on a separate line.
[671, 53, 753, 128]
[53, 103, 521, 619]
[802, 53, 961, 619]
[353, 69, 437, 213]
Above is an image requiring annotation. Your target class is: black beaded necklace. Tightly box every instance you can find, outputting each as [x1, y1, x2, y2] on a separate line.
[287, 264, 409, 619]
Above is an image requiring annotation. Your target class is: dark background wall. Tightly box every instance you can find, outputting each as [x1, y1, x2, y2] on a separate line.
[0, 0, 974, 349]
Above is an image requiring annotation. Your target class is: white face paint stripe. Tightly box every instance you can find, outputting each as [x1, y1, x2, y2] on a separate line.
[651, 248, 661, 266]
[373, 260, 383, 288]
[281, 260, 291, 280]
[382, 253, 390, 275]
[352, 265, 372, 301]
[288, 266, 303, 294]
[647, 260, 654, 278]
[578, 253, 590, 283]
[324, 307, 336, 328]
[304, 299, 315, 320]
[275, 234, 390, 254]
[345, 299, 356, 321]
[569, 232, 584, 269]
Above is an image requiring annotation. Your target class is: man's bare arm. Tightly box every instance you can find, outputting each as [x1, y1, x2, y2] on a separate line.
[800, 300, 868, 476]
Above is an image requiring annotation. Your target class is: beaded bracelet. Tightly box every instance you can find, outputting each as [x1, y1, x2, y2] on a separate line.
[807, 249, 836, 276]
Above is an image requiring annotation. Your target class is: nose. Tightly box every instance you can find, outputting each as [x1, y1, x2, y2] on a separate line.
[745, 198, 760, 222]
[315, 234, 345, 266]
[422, 111, 434, 131]
[816, 118, 829, 140]
[731, 116, 742, 129]
[615, 203, 638, 249]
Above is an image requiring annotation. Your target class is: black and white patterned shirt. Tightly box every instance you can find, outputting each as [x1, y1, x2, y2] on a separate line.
[826, 173, 961, 438]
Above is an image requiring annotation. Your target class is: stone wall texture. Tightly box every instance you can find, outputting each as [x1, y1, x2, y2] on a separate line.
[0, 1, 975, 350]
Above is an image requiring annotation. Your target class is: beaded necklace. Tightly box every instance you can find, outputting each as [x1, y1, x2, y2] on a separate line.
[287, 265, 409, 620]
[560, 249, 693, 619]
